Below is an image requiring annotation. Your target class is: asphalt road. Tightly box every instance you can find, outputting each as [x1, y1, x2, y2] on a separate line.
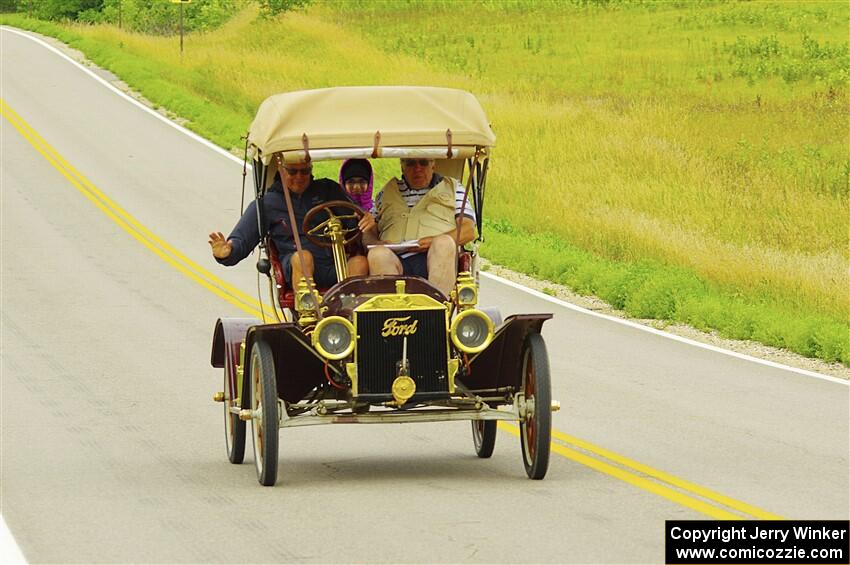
[2, 27, 848, 564]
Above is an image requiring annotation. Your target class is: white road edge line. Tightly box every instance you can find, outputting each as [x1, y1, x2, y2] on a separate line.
[482, 272, 849, 386]
[4, 26, 846, 387]
[1, 26, 243, 167]
[0, 515, 26, 564]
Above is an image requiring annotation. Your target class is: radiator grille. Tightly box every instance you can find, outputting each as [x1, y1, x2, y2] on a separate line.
[355, 309, 448, 396]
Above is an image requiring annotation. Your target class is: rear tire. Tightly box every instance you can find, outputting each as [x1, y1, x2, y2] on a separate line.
[224, 359, 246, 464]
[519, 333, 551, 480]
[472, 420, 497, 458]
[250, 341, 279, 486]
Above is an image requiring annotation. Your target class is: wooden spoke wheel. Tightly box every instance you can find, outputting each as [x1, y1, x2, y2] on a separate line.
[519, 333, 551, 480]
[223, 356, 245, 464]
[249, 340, 279, 486]
[471, 419, 497, 458]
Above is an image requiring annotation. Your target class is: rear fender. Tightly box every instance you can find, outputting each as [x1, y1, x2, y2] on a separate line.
[211, 317, 260, 403]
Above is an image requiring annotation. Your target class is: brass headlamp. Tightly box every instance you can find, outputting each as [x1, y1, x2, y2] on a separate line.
[312, 316, 355, 360]
[454, 271, 477, 309]
[295, 278, 320, 326]
[450, 308, 494, 354]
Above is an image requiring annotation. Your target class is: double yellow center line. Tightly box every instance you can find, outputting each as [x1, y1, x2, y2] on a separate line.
[1, 98, 272, 322]
[2, 98, 782, 520]
[500, 423, 782, 520]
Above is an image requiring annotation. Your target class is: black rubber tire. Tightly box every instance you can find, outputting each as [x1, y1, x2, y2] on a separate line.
[519, 333, 551, 480]
[472, 420, 497, 458]
[249, 341, 279, 486]
[224, 360, 246, 464]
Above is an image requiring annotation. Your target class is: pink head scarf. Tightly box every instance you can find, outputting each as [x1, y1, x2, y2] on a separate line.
[338, 158, 375, 213]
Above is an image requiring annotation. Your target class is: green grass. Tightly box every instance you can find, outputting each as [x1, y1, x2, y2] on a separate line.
[320, 1, 848, 314]
[2, 0, 847, 365]
[480, 218, 848, 363]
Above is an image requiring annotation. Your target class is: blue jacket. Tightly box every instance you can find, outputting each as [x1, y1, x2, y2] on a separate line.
[217, 177, 352, 266]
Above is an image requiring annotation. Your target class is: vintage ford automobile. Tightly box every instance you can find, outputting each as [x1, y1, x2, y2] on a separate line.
[211, 86, 556, 486]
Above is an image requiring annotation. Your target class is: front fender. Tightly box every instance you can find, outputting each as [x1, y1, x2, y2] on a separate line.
[243, 323, 331, 403]
[464, 314, 553, 391]
[211, 318, 260, 407]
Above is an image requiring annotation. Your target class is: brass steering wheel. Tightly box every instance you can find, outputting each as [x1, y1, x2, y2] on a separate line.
[302, 200, 364, 248]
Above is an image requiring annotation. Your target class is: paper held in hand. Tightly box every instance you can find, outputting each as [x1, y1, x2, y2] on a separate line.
[366, 240, 420, 252]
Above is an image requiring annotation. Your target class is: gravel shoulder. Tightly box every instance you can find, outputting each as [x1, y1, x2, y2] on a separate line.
[482, 259, 850, 381]
[25, 28, 850, 382]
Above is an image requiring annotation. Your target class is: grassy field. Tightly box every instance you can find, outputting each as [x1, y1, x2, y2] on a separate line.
[1, 0, 847, 364]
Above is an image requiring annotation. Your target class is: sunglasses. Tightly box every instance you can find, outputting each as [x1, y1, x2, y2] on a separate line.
[284, 167, 312, 176]
[402, 159, 432, 167]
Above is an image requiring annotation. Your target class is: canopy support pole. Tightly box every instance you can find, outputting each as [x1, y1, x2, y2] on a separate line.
[276, 154, 322, 321]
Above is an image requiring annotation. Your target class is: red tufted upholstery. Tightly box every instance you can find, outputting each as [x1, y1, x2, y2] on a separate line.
[267, 241, 475, 309]
[458, 250, 472, 273]
[266, 240, 296, 309]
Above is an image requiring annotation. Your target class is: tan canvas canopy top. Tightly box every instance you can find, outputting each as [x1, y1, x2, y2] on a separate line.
[248, 86, 496, 164]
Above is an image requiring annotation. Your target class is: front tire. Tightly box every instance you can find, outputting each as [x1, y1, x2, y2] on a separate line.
[472, 420, 497, 458]
[519, 333, 551, 480]
[249, 341, 279, 486]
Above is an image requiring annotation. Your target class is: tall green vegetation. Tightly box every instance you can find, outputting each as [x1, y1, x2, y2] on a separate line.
[255, 0, 311, 17]
[89, 0, 240, 33]
[1, 0, 847, 364]
[10, 0, 103, 22]
[1, 0, 272, 33]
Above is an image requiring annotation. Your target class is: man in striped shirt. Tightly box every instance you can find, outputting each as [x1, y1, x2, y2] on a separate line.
[363, 158, 476, 296]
